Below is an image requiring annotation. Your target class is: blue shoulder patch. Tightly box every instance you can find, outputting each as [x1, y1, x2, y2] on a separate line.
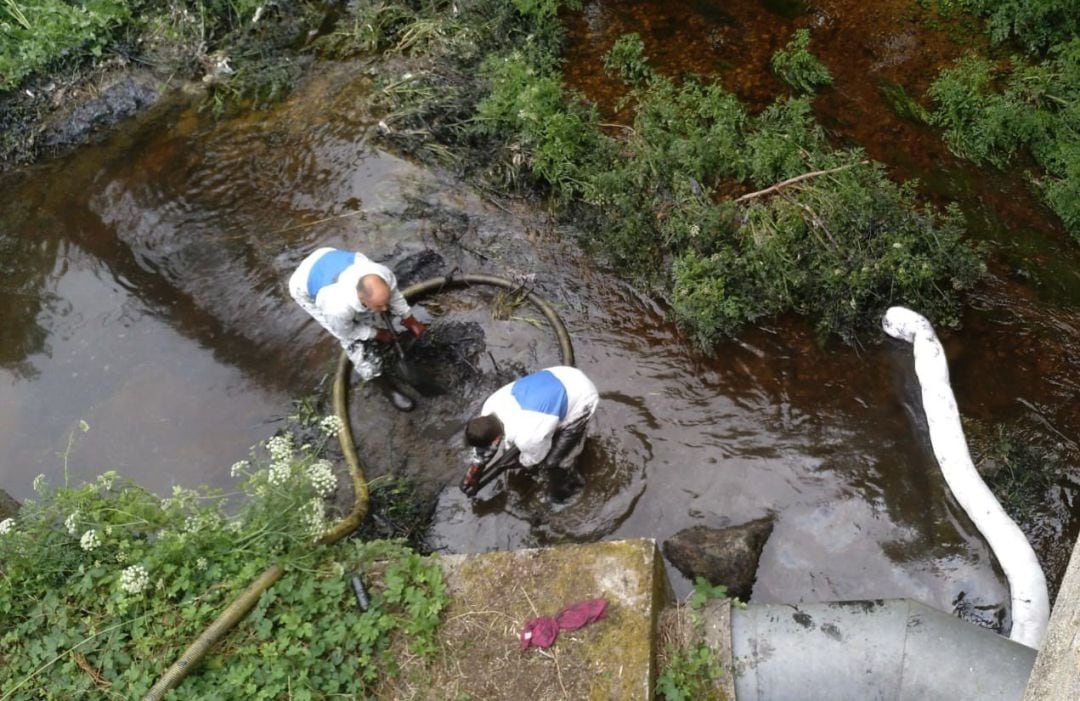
[306, 249, 356, 298]
[510, 370, 568, 419]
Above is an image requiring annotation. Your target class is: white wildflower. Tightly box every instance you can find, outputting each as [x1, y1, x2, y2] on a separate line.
[105, 525, 113, 536]
[65, 511, 80, 536]
[230, 460, 249, 478]
[268, 460, 291, 486]
[119, 565, 149, 595]
[227, 519, 243, 533]
[302, 498, 326, 539]
[80, 530, 100, 551]
[32, 474, 46, 492]
[689, 224, 701, 237]
[319, 415, 344, 438]
[0, 518, 14, 535]
[306, 460, 337, 497]
[183, 514, 219, 533]
[97, 471, 117, 490]
[196, 557, 208, 571]
[267, 434, 293, 462]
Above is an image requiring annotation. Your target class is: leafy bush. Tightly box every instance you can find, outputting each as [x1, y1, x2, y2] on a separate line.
[928, 42, 1080, 240]
[0, 0, 131, 91]
[603, 33, 652, 85]
[350, 0, 983, 343]
[0, 419, 446, 698]
[943, 0, 1080, 53]
[770, 28, 833, 94]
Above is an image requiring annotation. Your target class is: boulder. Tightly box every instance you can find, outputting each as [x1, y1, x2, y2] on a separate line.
[662, 517, 774, 600]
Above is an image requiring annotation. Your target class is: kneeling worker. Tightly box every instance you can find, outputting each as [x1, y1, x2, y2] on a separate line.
[462, 366, 599, 500]
[289, 246, 426, 412]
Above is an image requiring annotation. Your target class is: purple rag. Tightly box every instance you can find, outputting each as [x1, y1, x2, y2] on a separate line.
[520, 598, 608, 650]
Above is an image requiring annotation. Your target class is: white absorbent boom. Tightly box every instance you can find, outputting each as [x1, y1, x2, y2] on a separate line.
[882, 306, 1049, 650]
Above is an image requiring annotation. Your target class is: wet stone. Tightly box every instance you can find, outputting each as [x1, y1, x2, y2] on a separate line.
[663, 517, 775, 600]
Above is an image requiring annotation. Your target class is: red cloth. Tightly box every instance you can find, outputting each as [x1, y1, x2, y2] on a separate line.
[519, 598, 608, 650]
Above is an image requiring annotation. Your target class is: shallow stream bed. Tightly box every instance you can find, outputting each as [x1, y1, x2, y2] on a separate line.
[1, 5, 1078, 630]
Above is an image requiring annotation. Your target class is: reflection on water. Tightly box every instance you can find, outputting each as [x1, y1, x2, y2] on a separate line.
[0, 34, 1077, 632]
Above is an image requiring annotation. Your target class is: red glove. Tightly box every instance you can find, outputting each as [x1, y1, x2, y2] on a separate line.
[373, 328, 395, 344]
[402, 315, 427, 339]
[461, 463, 482, 496]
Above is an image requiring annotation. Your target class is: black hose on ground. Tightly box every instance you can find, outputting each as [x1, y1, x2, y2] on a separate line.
[141, 273, 574, 699]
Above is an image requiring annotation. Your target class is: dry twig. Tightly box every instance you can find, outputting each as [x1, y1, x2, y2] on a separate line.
[734, 160, 869, 203]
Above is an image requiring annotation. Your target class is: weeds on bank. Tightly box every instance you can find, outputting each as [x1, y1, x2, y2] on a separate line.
[928, 41, 1080, 241]
[655, 577, 731, 701]
[770, 29, 832, 94]
[321, 1, 984, 345]
[0, 416, 446, 698]
[967, 421, 1068, 522]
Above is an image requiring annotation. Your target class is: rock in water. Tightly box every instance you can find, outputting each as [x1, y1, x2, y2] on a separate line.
[662, 517, 774, 600]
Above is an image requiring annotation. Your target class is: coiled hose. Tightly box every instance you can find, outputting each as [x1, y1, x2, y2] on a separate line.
[142, 274, 574, 699]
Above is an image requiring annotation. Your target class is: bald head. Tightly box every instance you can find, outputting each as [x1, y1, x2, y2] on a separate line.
[358, 274, 391, 312]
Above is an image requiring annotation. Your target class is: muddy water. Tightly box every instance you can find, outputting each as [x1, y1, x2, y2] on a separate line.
[0, 9, 1077, 631]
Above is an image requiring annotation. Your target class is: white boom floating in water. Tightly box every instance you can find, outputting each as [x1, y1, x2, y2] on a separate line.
[882, 306, 1050, 650]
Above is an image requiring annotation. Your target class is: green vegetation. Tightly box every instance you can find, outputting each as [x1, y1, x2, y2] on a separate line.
[770, 28, 832, 94]
[928, 43, 1080, 241]
[0, 419, 446, 698]
[333, 5, 983, 344]
[0, 0, 329, 138]
[5, 0, 988, 344]
[0, 0, 131, 91]
[603, 32, 652, 85]
[931, 0, 1079, 53]
[968, 422, 1067, 522]
[924, 0, 1080, 242]
[655, 577, 730, 701]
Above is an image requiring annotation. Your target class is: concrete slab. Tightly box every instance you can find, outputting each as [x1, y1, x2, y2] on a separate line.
[376, 538, 669, 700]
[1024, 537, 1080, 700]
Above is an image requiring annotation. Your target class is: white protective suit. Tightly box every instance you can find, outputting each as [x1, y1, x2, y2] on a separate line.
[288, 247, 411, 380]
[478, 366, 599, 469]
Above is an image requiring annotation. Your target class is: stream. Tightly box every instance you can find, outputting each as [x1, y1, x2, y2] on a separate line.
[1, 3, 1078, 629]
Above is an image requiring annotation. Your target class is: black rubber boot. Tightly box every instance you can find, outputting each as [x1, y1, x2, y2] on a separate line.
[373, 375, 416, 412]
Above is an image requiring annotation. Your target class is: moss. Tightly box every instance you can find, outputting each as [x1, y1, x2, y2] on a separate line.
[377, 539, 664, 700]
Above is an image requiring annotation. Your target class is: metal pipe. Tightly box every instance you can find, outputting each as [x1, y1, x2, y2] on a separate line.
[731, 599, 1037, 701]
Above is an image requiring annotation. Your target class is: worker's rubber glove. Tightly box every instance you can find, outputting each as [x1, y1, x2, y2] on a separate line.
[461, 463, 482, 496]
[402, 315, 427, 339]
[373, 328, 396, 344]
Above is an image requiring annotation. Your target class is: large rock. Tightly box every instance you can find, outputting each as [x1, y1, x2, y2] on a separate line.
[662, 518, 774, 600]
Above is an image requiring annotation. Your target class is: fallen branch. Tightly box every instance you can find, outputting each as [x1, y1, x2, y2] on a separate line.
[734, 160, 869, 203]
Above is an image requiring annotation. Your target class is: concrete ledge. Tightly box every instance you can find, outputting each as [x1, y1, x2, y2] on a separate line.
[1024, 536, 1080, 700]
[377, 538, 668, 700]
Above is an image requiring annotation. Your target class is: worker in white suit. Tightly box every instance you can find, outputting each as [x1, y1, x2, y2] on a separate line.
[462, 366, 599, 501]
[289, 247, 426, 411]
